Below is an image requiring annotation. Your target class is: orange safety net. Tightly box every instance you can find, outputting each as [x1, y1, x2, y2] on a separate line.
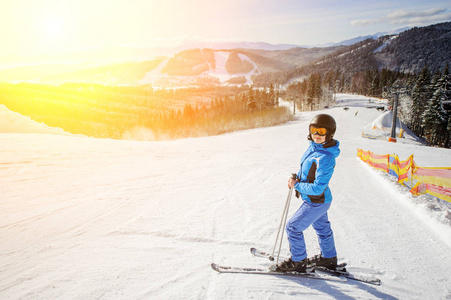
[410, 166, 451, 203]
[357, 149, 451, 203]
[357, 149, 389, 172]
[388, 154, 414, 184]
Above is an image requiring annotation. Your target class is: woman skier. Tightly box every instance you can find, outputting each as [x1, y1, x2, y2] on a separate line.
[275, 114, 340, 273]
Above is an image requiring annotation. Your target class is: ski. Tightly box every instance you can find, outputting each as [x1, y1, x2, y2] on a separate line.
[250, 247, 276, 259]
[211, 263, 347, 282]
[250, 248, 381, 286]
[250, 247, 347, 268]
[326, 268, 381, 286]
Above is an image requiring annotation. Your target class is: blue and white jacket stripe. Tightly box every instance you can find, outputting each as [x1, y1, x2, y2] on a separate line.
[294, 140, 340, 203]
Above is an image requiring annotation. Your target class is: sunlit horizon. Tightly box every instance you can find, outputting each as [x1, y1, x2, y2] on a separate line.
[1, 0, 450, 63]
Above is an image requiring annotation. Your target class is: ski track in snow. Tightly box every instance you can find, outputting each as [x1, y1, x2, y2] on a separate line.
[1, 95, 451, 299]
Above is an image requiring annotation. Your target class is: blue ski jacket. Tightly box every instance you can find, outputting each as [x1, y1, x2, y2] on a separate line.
[293, 140, 340, 203]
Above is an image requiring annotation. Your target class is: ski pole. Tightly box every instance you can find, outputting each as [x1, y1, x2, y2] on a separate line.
[269, 187, 291, 262]
[269, 173, 297, 264]
[275, 187, 292, 265]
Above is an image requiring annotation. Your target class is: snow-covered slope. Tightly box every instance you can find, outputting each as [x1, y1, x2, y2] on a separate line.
[139, 51, 261, 86]
[198, 51, 261, 85]
[0, 104, 70, 135]
[362, 109, 424, 145]
[1, 95, 451, 299]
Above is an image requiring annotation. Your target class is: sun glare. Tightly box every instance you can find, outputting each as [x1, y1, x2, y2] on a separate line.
[44, 18, 65, 38]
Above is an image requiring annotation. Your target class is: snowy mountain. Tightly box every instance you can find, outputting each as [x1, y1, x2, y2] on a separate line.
[252, 22, 451, 86]
[0, 47, 342, 86]
[0, 28, 408, 72]
[0, 22, 448, 86]
[321, 27, 410, 47]
[1, 94, 451, 299]
[179, 39, 302, 51]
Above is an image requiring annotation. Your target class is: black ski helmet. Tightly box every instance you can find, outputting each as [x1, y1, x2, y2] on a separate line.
[309, 114, 336, 141]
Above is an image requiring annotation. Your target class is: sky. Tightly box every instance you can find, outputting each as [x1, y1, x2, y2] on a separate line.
[1, 0, 450, 57]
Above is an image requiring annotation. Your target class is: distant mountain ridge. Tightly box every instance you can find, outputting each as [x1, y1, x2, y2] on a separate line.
[321, 27, 410, 47]
[0, 27, 411, 70]
[0, 46, 346, 85]
[178, 40, 301, 51]
[251, 22, 451, 86]
[0, 23, 449, 86]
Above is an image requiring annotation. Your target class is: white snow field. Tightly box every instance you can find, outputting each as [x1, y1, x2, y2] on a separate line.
[139, 51, 261, 86]
[1, 94, 451, 299]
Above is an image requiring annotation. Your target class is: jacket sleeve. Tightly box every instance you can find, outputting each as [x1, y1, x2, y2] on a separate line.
[294, 154, 335, 196]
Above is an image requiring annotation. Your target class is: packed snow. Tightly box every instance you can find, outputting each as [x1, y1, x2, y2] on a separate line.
[374, 35, 398, 53]
[0, 105, 69, 135]
[1, 94, 451, 299]
[139, 51, 260, 86]
[362, 110, 424, 145]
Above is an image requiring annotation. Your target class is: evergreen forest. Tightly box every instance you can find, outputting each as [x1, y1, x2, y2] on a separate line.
[0, 83, 290, 140]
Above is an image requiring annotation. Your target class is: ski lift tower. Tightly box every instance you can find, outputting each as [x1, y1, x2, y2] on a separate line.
[383, 86, 410, 143]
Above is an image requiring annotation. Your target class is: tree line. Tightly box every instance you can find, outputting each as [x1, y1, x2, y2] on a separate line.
[281, 65, 450, 148]
[281, 68, 405, 111]
[391, 65, 451, 147]
[2, 64, 449, 146]
[0, 83, 290, 140]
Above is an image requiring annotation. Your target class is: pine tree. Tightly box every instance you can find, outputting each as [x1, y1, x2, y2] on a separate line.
[422, 69, 450, 146]
[439, 65, 451, 147]
[447, 117, 451, 148]
[365, 70, 373, 95]
[307, 73, 322, 109]
[373, 71, 381, 96]
[268, 83, 276, 108]
[422, 85, 445, 144]
[340, 74, 345, 93]
[443, 64, 451, 105]
[247, 86, 256, 111]
[411, 66, 432, 135]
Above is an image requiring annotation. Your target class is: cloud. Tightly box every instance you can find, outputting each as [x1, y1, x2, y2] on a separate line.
[386, 8, 446, 19]
[390, 12, 451, 24]
[350, 19, 378, 26]
[351, 8, 451, 26]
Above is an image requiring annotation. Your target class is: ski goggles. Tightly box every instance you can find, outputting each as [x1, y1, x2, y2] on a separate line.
[309, 126, 328, 136]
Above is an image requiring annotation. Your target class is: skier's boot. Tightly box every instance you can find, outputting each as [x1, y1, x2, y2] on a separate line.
[275, 257, 307, 273]
[307, 254, 337, 270]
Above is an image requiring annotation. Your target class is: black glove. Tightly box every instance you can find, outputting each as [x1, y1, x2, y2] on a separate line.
[291, 173, 300, 198]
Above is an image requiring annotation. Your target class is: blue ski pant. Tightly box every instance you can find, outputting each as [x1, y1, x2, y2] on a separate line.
[286, 201, 337, 262]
